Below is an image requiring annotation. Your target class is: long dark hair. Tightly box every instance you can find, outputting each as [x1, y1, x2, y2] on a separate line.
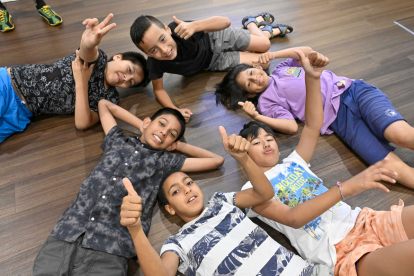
[215, 64, 258, 111]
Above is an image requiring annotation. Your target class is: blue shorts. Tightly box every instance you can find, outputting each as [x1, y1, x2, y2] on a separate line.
[0, 67, 32, 143]
[330, 80, 404, 165]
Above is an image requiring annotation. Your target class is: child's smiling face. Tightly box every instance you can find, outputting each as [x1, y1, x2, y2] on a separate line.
[162, 172, 205, 223]
[139, 23, 178, 61]
[105, 55, 144, 88]
[140, 114, 181, 150]
[236, 66, 270, 96]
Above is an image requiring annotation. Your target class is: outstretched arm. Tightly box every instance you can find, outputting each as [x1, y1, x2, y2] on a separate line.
[152, 78, 193, 123]
[179, 141, 224, 172]
[72, 50, 99, 130]
[217, 126, 274, 209]
[98, 99, 143, 135]
[253, 159, 395, 229]
[79, 13, 116, 62]
[294, 50, 329, 163]
[172, 16, 231, 39]
[121, 179, 179, 276]
[238, 101, 298, 134]
[253, 46, 314, 65]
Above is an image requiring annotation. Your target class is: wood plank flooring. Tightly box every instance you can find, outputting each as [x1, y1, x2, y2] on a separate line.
[1, 0, 414, 275]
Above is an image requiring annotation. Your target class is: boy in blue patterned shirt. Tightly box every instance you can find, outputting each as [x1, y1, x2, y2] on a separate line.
[33, 100, 224, 275]
[120, 125, 330, 276]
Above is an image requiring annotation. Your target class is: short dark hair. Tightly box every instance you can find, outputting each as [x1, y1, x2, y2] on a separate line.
[239, 121, 276, 141]
[150, 108, 186, 141]
[157, 177, 170, 207]
[108, 51, 150, 87]
[215, 64, 258, 111]
[130, 15, 165, 51]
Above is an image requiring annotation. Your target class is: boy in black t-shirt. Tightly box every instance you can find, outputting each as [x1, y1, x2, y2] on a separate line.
[130, 14, 293, 122]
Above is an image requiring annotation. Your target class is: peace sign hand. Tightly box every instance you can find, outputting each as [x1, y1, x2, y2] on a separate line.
[81, 13, 117, 49]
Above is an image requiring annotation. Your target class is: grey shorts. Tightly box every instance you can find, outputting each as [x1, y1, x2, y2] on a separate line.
[206, 26, 251, 71]
[33, 235, 128, 276]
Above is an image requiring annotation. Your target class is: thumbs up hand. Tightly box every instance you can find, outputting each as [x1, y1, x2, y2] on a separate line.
[219, 126, 251, 161]
[120, 178, 143, 229]
[173, 16, 198, 40]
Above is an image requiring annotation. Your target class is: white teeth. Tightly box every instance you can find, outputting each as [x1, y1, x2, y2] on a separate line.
[188, 196, 195, 202]
[153, 135, 161, 143]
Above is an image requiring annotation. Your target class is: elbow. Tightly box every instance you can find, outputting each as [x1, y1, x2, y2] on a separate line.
[288, 122, 299, 134]
[216, 156, 225, 168]
[75, 121, 91, 131]
[265, 191, 275, 201]
[98, 99, 108, 109]
[286, 217, 304, 229]
[303, 46, 313, 52]
[224, 17, 231, 28]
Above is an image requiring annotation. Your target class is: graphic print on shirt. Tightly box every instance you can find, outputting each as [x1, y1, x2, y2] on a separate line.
[269, 162, 342, 242]
[334, 80, 347, 89]
[285, 67, 302, 78]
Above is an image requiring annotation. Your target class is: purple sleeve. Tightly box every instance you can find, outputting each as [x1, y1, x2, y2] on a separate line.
[285, 58, 302, 67]
[258, 91, 295, 120]
[261, 104, 295, 120]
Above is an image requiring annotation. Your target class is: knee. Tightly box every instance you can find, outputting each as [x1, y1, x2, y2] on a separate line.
[261, 40, 271, 52]
[387, 131, 413, 147]
[384, 122, 414, 147]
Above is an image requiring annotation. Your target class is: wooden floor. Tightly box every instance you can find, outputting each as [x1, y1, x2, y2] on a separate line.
[1, 0, 414, 275]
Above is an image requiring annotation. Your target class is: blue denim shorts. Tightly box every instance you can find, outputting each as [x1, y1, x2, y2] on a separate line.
[0, 67, 32, 143]
[330, 80, 404, 165]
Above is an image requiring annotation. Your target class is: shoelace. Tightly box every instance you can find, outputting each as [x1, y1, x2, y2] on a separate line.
[0, 10, 6, 23]
[40, 6, 52, 17]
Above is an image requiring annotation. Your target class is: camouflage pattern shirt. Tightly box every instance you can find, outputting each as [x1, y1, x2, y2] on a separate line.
[51, 126, 186, 258]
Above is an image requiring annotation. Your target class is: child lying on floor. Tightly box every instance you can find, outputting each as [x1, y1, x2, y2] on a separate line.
[1, 13, 148, 143]
[215, 46, 414, 189]
[120, 126, 330, 276]
[130, 12, 292, 122]
[237, 50, 413, 276]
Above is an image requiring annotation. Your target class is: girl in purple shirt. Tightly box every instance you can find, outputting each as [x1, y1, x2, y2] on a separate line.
[215, 47, 414, 190]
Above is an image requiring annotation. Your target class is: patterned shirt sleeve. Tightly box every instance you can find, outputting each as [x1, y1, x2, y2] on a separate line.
[88, 49, 120, 113]
[163, 152, 187, 174]
[100, 126, 125, 152]
[213, 192, 237, 206]
[160, 236, 188, 271]
[240, 182, 260, 218]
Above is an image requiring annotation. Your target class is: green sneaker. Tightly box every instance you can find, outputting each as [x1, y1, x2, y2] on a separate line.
[37, 5, 62, 26]
[0, 8, 14, 32]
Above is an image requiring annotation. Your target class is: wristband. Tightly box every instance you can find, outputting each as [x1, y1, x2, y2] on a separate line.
[337, 181, 345, 200]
